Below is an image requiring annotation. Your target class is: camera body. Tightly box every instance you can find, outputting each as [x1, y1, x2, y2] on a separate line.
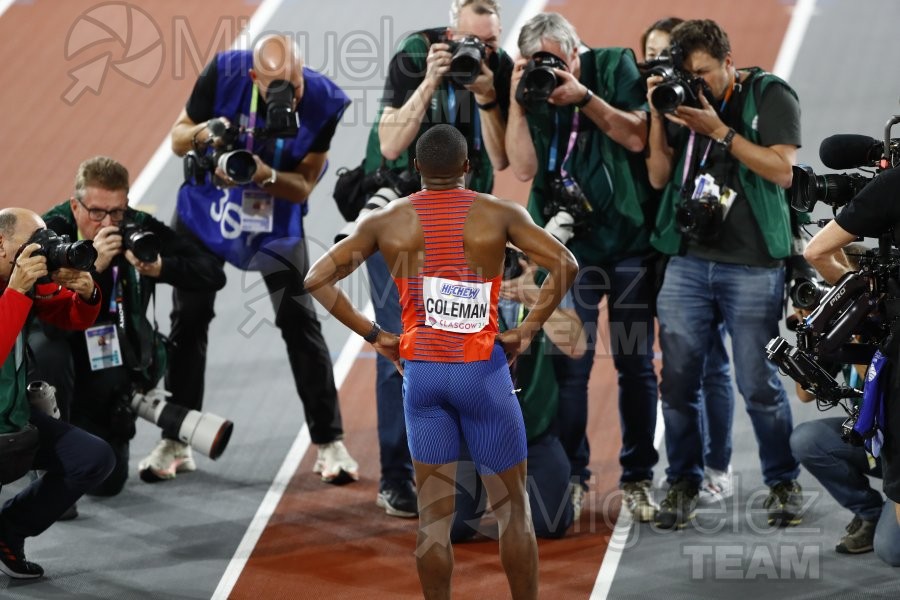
[183, 118, 258, 187]
[263, 79, 300, 138]
[119, 222, 160, 263]
[543, 176, 593, 245]
[333, 168, 421, 243]
[515, 51, 568, 109]
[445, 35, 486, 86]
[642, 45, 711, 114]
[676, 195, 725, 242]
[26, 228, 97, 272]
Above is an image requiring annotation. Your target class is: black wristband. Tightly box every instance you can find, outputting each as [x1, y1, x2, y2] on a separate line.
[576, 88, 594, 108]
[363, 321, 381, 344]
[476, 98, 498, 111]
[83, 286, 101, 305]
[717, 128, 736, 151]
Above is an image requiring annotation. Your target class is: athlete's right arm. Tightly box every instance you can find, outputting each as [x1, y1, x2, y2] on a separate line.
[500, 201, 578, 359]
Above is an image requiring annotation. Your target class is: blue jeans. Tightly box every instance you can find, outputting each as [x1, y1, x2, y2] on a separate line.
[658, 255, 798, 487]
[791, 417, 900, 565]
[366, 252, 414, 487]
[555, 256, 659, 485]
[701, 320, 734, 472]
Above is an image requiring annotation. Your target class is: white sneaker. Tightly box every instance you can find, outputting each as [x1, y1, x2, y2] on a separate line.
[570, 482, 585, 522]
[313, 440, 359, 484]
[138, 439, 196, 482]
[698, 465, 733, 504]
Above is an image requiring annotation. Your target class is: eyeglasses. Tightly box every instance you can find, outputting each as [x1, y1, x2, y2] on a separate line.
[75, 196, 126, 222]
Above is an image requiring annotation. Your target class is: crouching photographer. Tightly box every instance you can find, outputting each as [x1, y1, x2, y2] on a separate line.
[800, 158, 900, 566]
[27, 157, 226, 498]
[0, 207, 114, 579]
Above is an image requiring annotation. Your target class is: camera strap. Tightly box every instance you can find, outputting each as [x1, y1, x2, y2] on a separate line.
[547, 110, 580, 176]
[445, 83, 482, 153]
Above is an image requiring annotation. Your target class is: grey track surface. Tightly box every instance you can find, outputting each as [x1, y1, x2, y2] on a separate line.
[607, 1, 900, 598]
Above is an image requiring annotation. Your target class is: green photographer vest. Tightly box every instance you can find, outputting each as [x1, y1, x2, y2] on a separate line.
[651, 68, 798, 259]
[0, 334, 28, 434]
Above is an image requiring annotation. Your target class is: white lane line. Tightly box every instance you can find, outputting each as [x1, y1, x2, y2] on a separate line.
[772, 0, 817, 80]
[0, 0, 18, 20]
[211, 300, 373, 600]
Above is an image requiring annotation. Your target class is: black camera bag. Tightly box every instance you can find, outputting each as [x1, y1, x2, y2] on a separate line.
[332, 160, 368, 222]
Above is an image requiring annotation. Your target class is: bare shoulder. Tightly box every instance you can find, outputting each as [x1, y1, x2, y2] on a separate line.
[472, 193, 528, 216]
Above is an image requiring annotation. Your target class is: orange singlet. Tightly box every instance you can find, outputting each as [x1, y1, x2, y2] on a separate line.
[394, 189, 501, 363]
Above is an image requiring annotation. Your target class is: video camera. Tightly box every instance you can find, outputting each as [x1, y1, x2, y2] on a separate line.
[333, 167, 420, 243]
[445, 35, 486, 86]
[515, 51, 568, 109]
[639, 45, 713, 114]
[789, 277, 832, 311]
[790, 116, 900, 213]
[24, 228, 97, 275]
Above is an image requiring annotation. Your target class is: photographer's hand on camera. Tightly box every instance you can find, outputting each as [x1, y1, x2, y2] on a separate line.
[426, 42, 453, 86]
[90, 225, 123, 274]
[546, 68, 588, 107]
[466, 61, 496, 103]
[8, 243, 47, 294]
[51, 268, 96, 301]
[666, 92, 727, 139]
[123, 249, 162, 279]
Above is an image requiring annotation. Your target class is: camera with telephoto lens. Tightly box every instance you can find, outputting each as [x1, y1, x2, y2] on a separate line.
[515, 51, 568, 109]
[119, 221, 160, 263]
[131, 389, 234, 463]
[790, 277, 832, 311]
[262, 78, 300, 138]
[641, 45, 713, 114]
[24, 228, 97, 273]
[334, 168, 421, 243]
[676, 195, 725, 242]
[543, 175, 593, 245]
[183, 118, 257, 186]
[445, 35, 486, 86]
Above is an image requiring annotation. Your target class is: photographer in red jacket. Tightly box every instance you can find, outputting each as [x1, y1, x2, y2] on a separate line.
[0, 207, 114, 580]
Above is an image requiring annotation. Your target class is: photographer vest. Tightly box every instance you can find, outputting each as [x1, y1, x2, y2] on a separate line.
[651, 68, 798, 259]
[176, 50, 350, 269]
[525, 47, 652, 267]
[0, 329, 28, 434]
[363, 29, 512, 193]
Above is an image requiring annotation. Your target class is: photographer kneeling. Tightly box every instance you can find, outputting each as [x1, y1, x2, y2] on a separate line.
[28, 157, 225, 497]
[804, 168, 900, 565]
[0, 207, 114, 579]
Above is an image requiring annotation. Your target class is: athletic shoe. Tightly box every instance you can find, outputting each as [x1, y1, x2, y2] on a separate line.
[313, 440, 359, 484]
[698, 465, 734, 505]
[764, 480, 803, 526]
[621, 480, 658, 522]
[376, 480, 418, 518]
[655, 479, 699, 530]
[138, 439, 196, 483]
[0, 528, 43, 579]
[570, 482, 585, 522]
[836, 516, 876, 554]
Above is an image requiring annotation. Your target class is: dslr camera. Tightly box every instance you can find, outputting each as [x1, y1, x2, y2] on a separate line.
[25, 228, 97, 273]
[676, 195, 725, 242]
[641, 45, 712, 114]
[183, 118, 257, 187]
[334, 168, 421, 243]
[119, 221, 160, 263]
[515, 51, 568, 109]
[543, 175, 592, 245]
[444, 35, 487, 86]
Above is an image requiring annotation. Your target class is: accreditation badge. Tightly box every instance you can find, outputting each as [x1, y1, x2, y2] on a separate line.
[85, 324, 123, 371]
[240, 190, 274, 233]
[422, 276, 491, 333]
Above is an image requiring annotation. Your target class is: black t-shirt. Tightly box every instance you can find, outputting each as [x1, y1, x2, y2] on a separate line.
[185, 59, 339, 153]
[684, 78, 801, 267]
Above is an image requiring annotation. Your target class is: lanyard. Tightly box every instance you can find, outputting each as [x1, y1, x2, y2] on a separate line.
[446, 84, 482, 153]
[548, 109, 581, 174]
[698, 74, 737, 169]
[247, 85, 284, 170]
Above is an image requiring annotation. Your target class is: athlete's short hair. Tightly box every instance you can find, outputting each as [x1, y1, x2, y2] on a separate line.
[416, 125, 468, 176]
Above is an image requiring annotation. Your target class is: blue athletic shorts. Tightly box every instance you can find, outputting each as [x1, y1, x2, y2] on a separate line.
[403, 344, 528, 475]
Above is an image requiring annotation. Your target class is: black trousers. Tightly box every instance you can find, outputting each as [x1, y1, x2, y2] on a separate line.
[166, 215, 344, 444]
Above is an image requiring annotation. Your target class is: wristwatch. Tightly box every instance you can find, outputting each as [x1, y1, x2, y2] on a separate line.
[363, 321, 382, 344]
[716, 128, 737, 152]
[262, 168, 277, 188]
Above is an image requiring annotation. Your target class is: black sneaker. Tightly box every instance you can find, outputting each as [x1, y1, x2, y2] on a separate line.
[0, 530, 44, 579]
[836, 516, 876, 554]
[376, 480, 418, 518]
[764, 480, 803, 526]
[654, 479, 699, 530]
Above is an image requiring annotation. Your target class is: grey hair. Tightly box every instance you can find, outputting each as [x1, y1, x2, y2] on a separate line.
[518, 12, 580, 58]
[0, 211, 16, 238]
[449, 0, 501, 27]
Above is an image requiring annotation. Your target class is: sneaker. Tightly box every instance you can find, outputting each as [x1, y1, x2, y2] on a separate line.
[621, 480, 658, 522]
[313, 440, 359, 484]
[570, 482, 585, 522]
[836, 516, 876, 554]
[138, 439, 197, 483]
[698, 466, 734, 505]
[0, 529, 43, 579]
[655, 479, 699, 530]
[764, 480, 803, 526]
[376, 481, 418, 518]
[57, 503, 78, 522]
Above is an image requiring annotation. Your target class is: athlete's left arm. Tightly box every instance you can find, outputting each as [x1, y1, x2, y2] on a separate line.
[251, 151, 327, 205]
